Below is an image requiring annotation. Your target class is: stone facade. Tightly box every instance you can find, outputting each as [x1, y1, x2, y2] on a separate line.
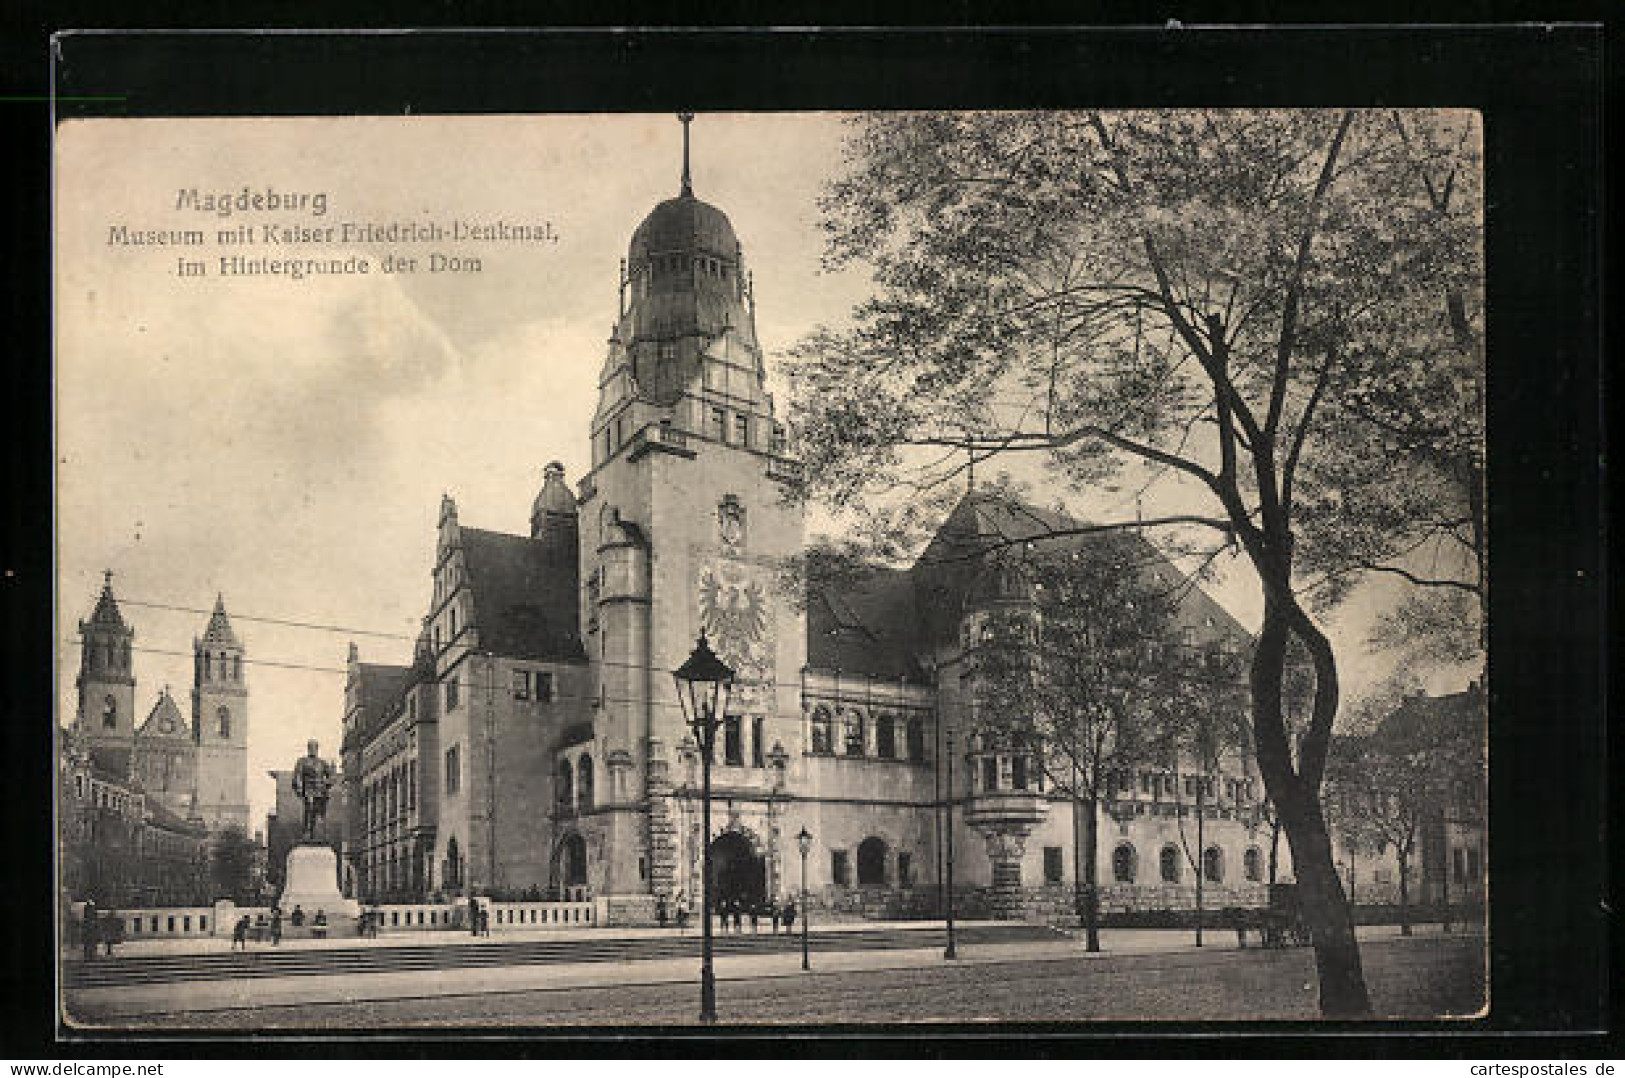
[70, 577, 251, 839]
[337, 125, 1486, 926]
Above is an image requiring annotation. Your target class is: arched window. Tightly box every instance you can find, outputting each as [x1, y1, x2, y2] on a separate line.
[557, 758, 574, 812]
[121, 641, 131, 669]
[217, 707, 231, 739]
[906, 717, 926, 762]
[232, 655, 240, 680]
[577, 754, 594, 810]
[810, 707, 834, 754]
[203, 653, 212, 679]
[101, 695, 118, 730]
[856, 836, 888, 885]
[843, 710, 866, 756]
[1244, 846, 1263, 882]
[1160, 844, 1182, 883]
[1203, 846, 1224, 884]
[876, 714, 897, 759]
[1012, 755, 1029, 791]
[1113, 843, 1138, 884]
[981, 755, 998, 792]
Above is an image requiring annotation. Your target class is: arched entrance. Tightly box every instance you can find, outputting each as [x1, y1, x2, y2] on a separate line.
[551, 833, 588, 899]
[709, 831, 766, 910]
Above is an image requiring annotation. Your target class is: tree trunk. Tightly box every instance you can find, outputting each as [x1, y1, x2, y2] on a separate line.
[1250, 593, 1373, 1018]
[1081, 791, 1101, 952]
[1194, 785, 1205, 947]
[1398, 848, 1412, 936]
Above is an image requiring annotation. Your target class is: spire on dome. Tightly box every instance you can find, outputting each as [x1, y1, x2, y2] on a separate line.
[678, 111, 695, 196]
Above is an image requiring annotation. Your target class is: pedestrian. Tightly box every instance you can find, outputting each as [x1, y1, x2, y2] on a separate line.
[769, 898, 781, 934]
[749, 903, 760, 934]
[782, 898, 797, 934]
[290, 904, 305, 928]
[731, 903, 743, 934]
[232, 915, 249, 951]
[270, 906, 283, 946]
[101, 910, 120, 957]
[80, 901, 97, 961]
[656, 895, 669, 928]
[480, 905, 491, 937]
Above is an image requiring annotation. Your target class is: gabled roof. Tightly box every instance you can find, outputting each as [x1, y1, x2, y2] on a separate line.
[137, 689, 190, 742]
[347, 662, 414, 749]
[911, 489, 1253, 650]
[806, 558, 925, 682]
[1376, 684, 1485, 752]
[461, 527, 585, 663]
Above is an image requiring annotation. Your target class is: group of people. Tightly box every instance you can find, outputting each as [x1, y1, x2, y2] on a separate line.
[230, 904, 329, 950]
[77, 900, 122, 959]
[654, 893, 800, 934]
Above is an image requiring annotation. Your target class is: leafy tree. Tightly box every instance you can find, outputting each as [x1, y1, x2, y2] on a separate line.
[1158, 641, 1251, 946]
[970, 526, 1187, 951]
[789, 109, 1482, 1015]
[209, 825, 258, 903]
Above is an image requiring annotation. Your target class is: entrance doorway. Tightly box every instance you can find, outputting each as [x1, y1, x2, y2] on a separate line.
[552, 833, 588, 900]
[709, 831, 766, 910]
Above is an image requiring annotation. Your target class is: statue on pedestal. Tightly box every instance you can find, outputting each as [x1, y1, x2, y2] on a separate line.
[291, 739, 336, 842]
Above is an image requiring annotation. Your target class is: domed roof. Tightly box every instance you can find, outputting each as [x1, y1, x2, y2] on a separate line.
[629, 192, 739, 262]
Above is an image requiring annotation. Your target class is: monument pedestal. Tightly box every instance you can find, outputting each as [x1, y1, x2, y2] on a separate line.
[279, 843, 359, 936]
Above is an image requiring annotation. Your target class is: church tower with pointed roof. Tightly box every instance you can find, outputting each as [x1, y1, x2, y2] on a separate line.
[191, 594, 249, 831]
[74, 570, 137, 772]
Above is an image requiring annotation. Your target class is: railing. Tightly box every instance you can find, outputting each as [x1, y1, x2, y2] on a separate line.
[72, 904, 227, 939]
[488, 900, 597, 929]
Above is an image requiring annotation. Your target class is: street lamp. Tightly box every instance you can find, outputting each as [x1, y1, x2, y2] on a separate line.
[796, 826, 813, 971]
[944, 726, 958, 960]
[672, 632, 735, 1026]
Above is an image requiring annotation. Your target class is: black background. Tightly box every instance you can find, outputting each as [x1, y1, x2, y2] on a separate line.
[1, 13, 1610, 1058]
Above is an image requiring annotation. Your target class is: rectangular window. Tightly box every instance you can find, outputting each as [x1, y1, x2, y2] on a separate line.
[733, 413, 749, 446]
[445, 676, 459, 711]
[711, 407, 727, 441]
[831, 850, 850, 886]
[535, 672, 554, 703]
[723, 714, 743, 766]
[751, 716, 765, 767]
[1044, 846, 1065, 884]
[445, 745, 461, 795]
[513, 670, 529, 700]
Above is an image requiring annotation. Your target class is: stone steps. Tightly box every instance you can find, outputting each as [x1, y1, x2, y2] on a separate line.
[63, 924, 1066, 990]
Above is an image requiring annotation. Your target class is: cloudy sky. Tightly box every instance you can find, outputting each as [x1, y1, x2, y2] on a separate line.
[55, 113, 1466, 831]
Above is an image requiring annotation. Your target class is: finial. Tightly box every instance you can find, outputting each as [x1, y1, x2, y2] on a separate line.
[103, 568, 114, 590]
[677, 112, 695, 196]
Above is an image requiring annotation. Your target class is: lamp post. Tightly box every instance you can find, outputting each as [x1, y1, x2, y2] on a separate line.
[672, 633, 735, 1026]
[796, 826, 812, 971]
[944, 726, 958, 960]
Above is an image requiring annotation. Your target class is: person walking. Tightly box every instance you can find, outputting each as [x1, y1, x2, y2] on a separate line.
[270, 906, 283, 946]
[731, 902, 743, 935]
[782, 898, 797, 935]
[769, 898, 781, 935]
[101, 910, 119, 957]
[80, 901, 97, 961]
[232, 915, 250, 952]
[749, 903, 760, 934]
[656, 895, 669, 928]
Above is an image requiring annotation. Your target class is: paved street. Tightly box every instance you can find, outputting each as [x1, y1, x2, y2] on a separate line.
[68, 930, 1484, 1028]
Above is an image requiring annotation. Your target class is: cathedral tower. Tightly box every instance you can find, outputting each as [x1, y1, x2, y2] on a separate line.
[75, 571, 136, 766]
[191, 594, 249, 831]
[579, 115, 807, 914]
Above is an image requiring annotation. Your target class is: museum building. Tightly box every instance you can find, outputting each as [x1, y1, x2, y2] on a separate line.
[338, 126, 1287, 923]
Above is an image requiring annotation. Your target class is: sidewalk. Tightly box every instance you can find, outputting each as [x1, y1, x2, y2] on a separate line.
[62, 922, 1474, 1022]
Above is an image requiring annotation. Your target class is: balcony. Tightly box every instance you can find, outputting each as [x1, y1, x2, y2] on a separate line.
[627, 422, 696, 462]
[963, 790, 1049, 832]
